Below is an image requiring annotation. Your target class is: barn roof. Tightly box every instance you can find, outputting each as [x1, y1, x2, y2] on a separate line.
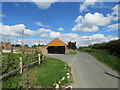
[46, 38, 67, 47]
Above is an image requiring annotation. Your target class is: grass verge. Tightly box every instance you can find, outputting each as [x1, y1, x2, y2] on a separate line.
[78, 49, 120, 74]
[2, 56, 72, 88]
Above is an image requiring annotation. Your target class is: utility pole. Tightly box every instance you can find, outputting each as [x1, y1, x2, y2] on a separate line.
[87, 38, 89, 46]
[22, 30, 24, 54]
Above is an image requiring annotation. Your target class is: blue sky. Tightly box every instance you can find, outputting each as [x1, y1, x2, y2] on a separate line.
[1, 1, 119, 47]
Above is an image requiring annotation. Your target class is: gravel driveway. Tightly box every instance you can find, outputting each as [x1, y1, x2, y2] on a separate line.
[44, 51, 119, 88]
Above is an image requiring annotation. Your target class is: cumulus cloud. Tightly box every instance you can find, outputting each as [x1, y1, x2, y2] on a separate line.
[0, 24, 51, 36]
[32, 0, 58, 9]
[106, 23, 120, 32]
[76, 34, 118, 46]
[72, 24, 98, 32]
[24, 29, 36, 35]
[0, 24, 26, 36]
[80, 0, 97, 12]
[58, 28, 64, 31]
[1, 24, 118, 47]
[35, 21, 49, 28]
[72, 7, 120, 32]
[49, 31, 61, 38]
[75, 15, 83, 23]
[37, 28, 52, 33]
[72, 12, 110, 32]
[84, 13, 111, 26]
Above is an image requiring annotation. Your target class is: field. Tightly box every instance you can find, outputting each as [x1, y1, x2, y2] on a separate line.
[2, 54, 72, 88]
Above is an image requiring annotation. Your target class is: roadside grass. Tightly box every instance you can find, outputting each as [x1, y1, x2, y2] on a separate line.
[67, 50, 77, 55]
[78, 49, 120, 74]
[1, 53, 37, 74]
[2, 56, 72, 88]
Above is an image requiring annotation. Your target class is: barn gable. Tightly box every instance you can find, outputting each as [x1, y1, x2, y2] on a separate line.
[46, 38, 67, 47]
[46, 38, 67, 54]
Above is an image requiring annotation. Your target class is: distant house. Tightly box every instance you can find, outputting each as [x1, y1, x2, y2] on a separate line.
[0, 42, 12, 50]
[45, 38, 67, 54]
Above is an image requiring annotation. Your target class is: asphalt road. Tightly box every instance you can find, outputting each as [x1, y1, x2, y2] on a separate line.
[45, 51, 119, 88]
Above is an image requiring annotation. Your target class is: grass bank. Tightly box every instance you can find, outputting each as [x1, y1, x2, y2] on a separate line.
[78, 49, 120, 74]
[2, 56, 72, 88]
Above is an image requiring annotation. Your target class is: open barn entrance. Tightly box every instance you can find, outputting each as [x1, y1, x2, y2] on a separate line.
[48, 46, 65, 54]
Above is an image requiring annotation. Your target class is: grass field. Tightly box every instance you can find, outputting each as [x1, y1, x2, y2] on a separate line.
[78, 49, 120, 74]
[67, 50, 77, 55]
[2, 56, 72, 88]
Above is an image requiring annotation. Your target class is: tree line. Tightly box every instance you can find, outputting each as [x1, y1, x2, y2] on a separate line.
[79, 39, 120, 57]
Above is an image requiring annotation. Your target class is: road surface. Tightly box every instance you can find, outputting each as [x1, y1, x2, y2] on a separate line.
[45, 51, 119, 88]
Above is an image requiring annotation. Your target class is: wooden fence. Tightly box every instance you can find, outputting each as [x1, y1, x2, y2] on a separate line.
[0, 54, 44, 80]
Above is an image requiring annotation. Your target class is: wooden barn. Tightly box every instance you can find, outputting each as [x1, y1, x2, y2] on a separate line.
[45, 38, 67, 54]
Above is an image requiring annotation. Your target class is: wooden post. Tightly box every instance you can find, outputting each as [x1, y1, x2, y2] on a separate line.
[38, 54, 40, 64]
[20, 57, 23, 74]
[42, 55, 44, 60]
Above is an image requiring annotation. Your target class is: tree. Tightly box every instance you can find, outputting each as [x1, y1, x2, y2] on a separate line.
[67, 41, 77, 50]
[38, 44, 40, 47]
[38, 44, 44, 47]
[15, 44, 21, 47]
[24, 44, 29, 47]
[32, 44, 37, 48]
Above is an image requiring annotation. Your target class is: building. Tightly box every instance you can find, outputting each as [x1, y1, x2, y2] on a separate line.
[45, 38, 67, 54]
[0, 42, 12, 50]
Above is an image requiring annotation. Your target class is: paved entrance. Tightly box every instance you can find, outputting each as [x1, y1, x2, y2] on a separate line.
[45, 51, 119, 88]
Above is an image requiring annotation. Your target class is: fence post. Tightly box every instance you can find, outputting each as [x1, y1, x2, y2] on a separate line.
[20, 57, 23, 74]
[42, 55, 44, 60]
[38, 54, 40, 64]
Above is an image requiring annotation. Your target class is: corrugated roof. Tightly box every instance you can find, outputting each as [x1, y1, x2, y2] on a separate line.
[46, 38, 67, 46]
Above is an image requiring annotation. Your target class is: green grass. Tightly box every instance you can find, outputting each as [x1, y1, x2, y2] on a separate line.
[67, 51, 77, 55]
[2, 56, 72, 88]
[1, 53, 37, 74]
[78, 49, 120, 74]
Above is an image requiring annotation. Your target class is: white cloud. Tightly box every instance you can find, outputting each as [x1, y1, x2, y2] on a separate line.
[72, 24, 99, 32]
[107, 4, 119, 21]
[24, 29, 36, 35]
[61, 33, 79, 39]
[40, 33, 49, 37]
[106, 23, 120, 32]
[1, 24, 118, 47]
[112, 4, 120, 16]
[0, 24, 25, 36]
[75, 15, 83, 23]
[49, 31, 61, 38]
[36, 28, 52, 33]
[80, 0, 97, 12]
[32, 0, 58, 9]
[0, 14, 5, 17]
[76, 34, 118, 46]
[72, 12, 110, 32]
[12, 38, 51, 46]
[58, 28, 64, 31]
[84, 12, 110, 26]
[35, 21, 49, 28]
